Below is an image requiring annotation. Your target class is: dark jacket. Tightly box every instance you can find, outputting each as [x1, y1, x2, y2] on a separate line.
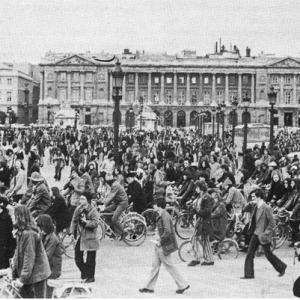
[217, 171, 236, 185]
[28, 182, 52, 213]
[197, 192, 213, 236]
[211, 201, 227, 241]
[127, 180, 147, 214]
[157, 210, 178, 256]
[178, 179, 195, 204]
[45, 194, 72, 233]
[42, 232, 63, 279]
[266, 180, 284, 203]
[14, 228, 51, 284]
[0, 209, 15, 269]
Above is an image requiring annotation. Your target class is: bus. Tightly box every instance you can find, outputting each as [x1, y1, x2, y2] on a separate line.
[235, 123, 270, 154]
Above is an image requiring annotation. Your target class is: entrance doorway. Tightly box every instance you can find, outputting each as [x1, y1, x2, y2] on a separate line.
[284, 112, 293, 127]
[85, 115, 91, 125]
[177, 110, 186, 127]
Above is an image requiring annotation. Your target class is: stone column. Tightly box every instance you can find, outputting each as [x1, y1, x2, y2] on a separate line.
[122, 73, 126, 104]
[160, 73, 165, 105]
[148, 72, 152, 104]
[109, 72, 113, 103]
[280, 74, 284, 105]
[173, 72, 178, 105]
[40, 72, 44, 101]
[212, 73, 216, 105]
[199, 73, 203, 104]
[80, 72, 84, 102]
[135, 72, 139, 103]
[238, 73, 242, 104]
[67, 72, 71, 104]
[293, 73, 297, 105]
[186, 73, 191, 105]
[225, 73, 230, 105]
[251, 74, 255, 103]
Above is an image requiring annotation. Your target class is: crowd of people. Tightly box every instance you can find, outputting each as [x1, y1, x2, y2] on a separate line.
[0, 125, 299, 297]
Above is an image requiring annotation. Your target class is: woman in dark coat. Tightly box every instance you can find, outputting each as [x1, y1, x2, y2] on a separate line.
[0, 195, 15, 270]
[211, 192, 227, 241]
[266, 172, 284, 203]
[165, 161, 176, 182]
[127, 172, 148, 214]
[45, 187, 72, 234]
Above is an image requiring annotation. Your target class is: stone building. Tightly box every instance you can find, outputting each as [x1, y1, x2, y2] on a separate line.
[0, 63, 39, 124]
[39, 48, 300, 128]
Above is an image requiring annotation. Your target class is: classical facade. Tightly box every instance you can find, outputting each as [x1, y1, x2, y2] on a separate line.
[0, 63, 39, 124]
[39, 49, 300, 128]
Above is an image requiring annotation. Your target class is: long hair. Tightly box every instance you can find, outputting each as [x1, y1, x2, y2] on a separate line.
[14, 205, 34, 230]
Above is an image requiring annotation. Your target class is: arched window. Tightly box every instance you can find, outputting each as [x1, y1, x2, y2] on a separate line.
[228, 111, 238, 125]
[164, 110, 173, 127]
[242, 111, 251, 124]
[177, 110, 186, 127]
[99, 88, 105, 99]
[125, 109, 135, 128]
[190, 111, 198, 126]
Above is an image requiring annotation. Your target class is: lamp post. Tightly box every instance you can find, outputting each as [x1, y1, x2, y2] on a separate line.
[268, 86, 277, 154]
[7, 107, 12, 125]
[231, 98, 239, 145]
[211, 106, 217, 138]
[47, 103, 51, 124]
[74, 109, 79, 130]
[112, 59, 124, 166]
[220, 103, 226, 143]
[128, 107, 134, 133]
[216, 105, 221, 140]
[242, 93, 251, 154]
[24, 83, 29, 126]
[200, 111, 206, 136]
[139, 96, 144, 130]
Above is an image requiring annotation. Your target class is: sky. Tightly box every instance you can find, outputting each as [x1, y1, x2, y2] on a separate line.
[1, 0, 300, 63]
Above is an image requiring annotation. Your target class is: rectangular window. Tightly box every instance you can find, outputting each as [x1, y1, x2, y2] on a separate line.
[128, 91, 134, 103]
[72, 89, 79, 102]
[178, 76, 185, 84]
[7, 78, 12, 85]
[154, 77, 159, 84]
[297, 75, 300, 84]
[7, 92, 12, 102]
[140, 91, 147, 103]
[99, 112, 104, 123]
[60, 72, 66, 81]
[153, 91, 159, 103]
[73, 72, 79, 82]
[166, 77, 172, 84]
[204, 77, 209, 84]
[166, 91, 172, 104]
[216, 91, 224, 104]
[229, 75, 236, 85]
[86, 73, 92, 82]
[85, 88, 93, 101]
[242, 75, 249, 85]
[285, 92, 291, 104]
[128, 74, 134, 83]
[272, 76, 278, 84]
[204, 91, 210, 105]
[191, 91, 197, 105]
[191, 77, 197, 84]
[229, 91, 237, 103]
[285, 76, 291, 84]
[140, 74, 147, 84]
[216, 77, 222, 85]
[58, 89, 66, 101]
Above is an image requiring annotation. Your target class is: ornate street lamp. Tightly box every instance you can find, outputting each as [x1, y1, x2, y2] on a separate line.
[47, 103, 51, 124]
[216, 105, 221, 140]
[231, 98, 239, 145]
[242, 93, 251, 154]
[199, 111, 206, 136]
[211, 105, 217, 138]
[139, 96, 144, 130]
[74, 109, 79, 130]
[24, 83, 29, 126]
[112, 59, 124, 166]
[128, 106, 134, 133]
[268, 86, 277, 153]
[220, 103, 226, 143]
[7, 107, 12, 125]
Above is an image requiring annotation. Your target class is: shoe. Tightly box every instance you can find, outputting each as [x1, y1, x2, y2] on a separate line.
[240, 276, 254, 279]
[188, 260, 200, 267]
[278, 266, 287, 277]
[201, 261, 214, 266]
[84, 278, 95, 283]
[139, 288, 154, 293]
[176, 285, 190, 294]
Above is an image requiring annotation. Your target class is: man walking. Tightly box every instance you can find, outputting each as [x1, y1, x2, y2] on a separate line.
[241, 189, 287, 279]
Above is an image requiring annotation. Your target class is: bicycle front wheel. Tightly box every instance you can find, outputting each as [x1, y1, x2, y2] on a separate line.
[142, 209, 159, 231]
[273, 223, 288, 249]
[175, 213, 195, 240]
[123, 218, 147, 246]
[166, 206, 180, 224]
[217, 239, 239, 260]
[178, 240, 200, 263]
[61, 230, 76, 259]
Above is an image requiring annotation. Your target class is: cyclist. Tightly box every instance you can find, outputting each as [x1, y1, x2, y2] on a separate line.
[103, 173, 129, 240]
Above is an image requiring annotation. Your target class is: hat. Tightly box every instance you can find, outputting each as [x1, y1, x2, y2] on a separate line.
[105, 173, 114, 181]
[51, 187, 60, 196]
[269, 162, 277, 167]
[29, 172, 44, 182]
[223, 178, 233, 186]
[127, 171, 136, 178]
[71, 166, 80, 175]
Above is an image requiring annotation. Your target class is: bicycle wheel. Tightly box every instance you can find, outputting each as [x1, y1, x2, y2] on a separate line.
[178, 240, 201, 263]
[123, 218, 147, 246]
[217, 239, 239, 260]
[175, 213, 195, 240]
[61, 230, 76, 259]
[166, 206, 180, 224]
[273, 223, 288, 249]
[142, 209, 159, 230]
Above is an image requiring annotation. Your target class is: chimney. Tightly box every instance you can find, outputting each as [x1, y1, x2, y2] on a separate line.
[215, 42, 218, 53]
[246, 47, 251, 57]
[219, 38, 221, 52]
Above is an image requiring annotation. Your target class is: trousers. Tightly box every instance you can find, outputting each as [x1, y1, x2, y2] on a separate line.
[106, 203, 127, 235]
[75, 238, 96, 279]
[145, 246, 187, 290]
[19, 279, 47, 298]
[244, 234, 286, 278]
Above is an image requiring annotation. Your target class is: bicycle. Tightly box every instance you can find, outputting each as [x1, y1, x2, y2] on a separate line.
[178, 230, 239, 263]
